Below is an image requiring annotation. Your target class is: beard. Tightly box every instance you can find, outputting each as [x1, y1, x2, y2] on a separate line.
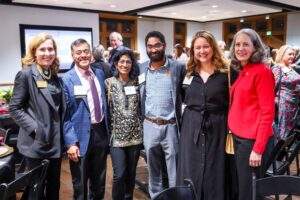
[147, 50, 165, 62]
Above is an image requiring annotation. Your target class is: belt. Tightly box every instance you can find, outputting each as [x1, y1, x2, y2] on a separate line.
[145, 117, 176, 125]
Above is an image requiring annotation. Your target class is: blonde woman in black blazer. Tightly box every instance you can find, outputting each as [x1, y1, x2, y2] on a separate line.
[9, 33, 65, 200]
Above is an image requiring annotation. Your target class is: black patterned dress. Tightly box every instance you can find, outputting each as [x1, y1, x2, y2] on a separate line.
[105, 76, 143, 147]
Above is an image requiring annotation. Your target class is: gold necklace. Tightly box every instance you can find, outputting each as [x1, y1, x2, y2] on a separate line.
[37, 64, 52, 80]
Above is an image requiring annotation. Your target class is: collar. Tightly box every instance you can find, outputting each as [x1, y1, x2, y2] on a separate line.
[148, 57, 169, 71]
[75, 65, 94, 78]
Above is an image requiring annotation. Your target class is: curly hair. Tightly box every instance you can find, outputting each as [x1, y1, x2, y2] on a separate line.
[112, 49, 140, 80]
[186, 31, 229, 77]
[229, 28, 267, 70]
[22, 32, 60, 75]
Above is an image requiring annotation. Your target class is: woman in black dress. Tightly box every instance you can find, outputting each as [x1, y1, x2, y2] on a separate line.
[177, 31, 229, 200]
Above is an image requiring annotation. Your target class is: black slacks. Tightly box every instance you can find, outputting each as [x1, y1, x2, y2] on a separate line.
[110, 144, 141, 200]
[233, 134, 273, 200]
[25, 157, 62, 200]
[69, 121, 108, 200]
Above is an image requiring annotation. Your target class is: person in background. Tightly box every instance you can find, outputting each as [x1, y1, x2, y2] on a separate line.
[218, 40, 230, 59]
[228, 28, 275, 200]
[173, 43, 189, 64]
[139, 31, 185, 198]
[176, 31, 230, 200]
[272, 45, 300, 140]
[103, 49, 110, 63]
[105, 49, 142, 200]
[184, 46, 191, 57]
[9, 33, 65, 200]
[91, 44, 112, 79]
[108, 32, 129, 68]
[61, 38, 109, 200]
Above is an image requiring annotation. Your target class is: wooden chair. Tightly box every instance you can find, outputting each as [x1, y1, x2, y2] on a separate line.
[252, 174, 300, 200]
[153, 179, 198, 200]
[0, 159, 49, 200]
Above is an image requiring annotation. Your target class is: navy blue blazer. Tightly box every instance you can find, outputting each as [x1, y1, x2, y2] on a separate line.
[61, 66, 108, 156]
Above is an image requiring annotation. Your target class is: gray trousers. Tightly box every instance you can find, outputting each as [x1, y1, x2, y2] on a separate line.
[143, 119, 178, 198]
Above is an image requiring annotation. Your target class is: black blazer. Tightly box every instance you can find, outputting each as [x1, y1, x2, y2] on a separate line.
[9, 64, 66, 159]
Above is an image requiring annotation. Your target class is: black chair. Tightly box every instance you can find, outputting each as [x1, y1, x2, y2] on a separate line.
[153, 179, 198, 200]
[252, 174, 300, 200]
[265, 131, 300, 176]
[0, 159, 49, 200]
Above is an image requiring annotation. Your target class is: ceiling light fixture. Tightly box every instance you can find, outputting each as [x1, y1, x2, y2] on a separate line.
[110, 5, 116, 8]
[138, 16, 143, 19]
[265, 15, 270, 20]
[212, 5, 218, 8]
[240, 18, 244, 23]
[241, 10, 247, 13]
[171, 12, 177, 15]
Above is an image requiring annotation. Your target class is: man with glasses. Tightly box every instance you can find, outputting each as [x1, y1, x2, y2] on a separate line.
[61, 38, 109, 200]
[139, 31, 186, 197]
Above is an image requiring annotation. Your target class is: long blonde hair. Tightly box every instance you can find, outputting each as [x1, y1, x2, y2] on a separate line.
[186, 31, 228, 77]
[22, 33, 60, 75]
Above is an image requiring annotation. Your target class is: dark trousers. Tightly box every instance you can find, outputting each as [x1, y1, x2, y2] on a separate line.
[69, 122, 108, 200]
[233, 134, 273, 200]
[110, 144, 141, 200]
[25, 157, 62, 200]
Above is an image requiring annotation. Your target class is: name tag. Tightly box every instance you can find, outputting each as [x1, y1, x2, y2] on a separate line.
[124, 86, 137, 95]
[74, 85, 87, 96]
[36, 80, 48, 88]
[183, 76, 193, 85]
[138, 73, 146, 84]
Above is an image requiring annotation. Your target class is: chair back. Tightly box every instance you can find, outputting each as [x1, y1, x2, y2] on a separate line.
[265, 131, 300, 175]
[153, 179, 198, 200]
[252, 174, 300, 200]
[0, 159, 49, 200]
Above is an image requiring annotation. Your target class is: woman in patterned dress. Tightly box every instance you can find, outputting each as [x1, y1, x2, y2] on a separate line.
[272, 45, 300, 140]
[105, 49, 142, 200]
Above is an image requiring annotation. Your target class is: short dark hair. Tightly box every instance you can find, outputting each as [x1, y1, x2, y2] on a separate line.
[70, 38, 90, 52]
[145, 31, 166, 46]
[112, 49, 140, 80]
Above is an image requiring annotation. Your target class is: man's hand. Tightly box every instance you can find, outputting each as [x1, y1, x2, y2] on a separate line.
[67, 144, 80, 162]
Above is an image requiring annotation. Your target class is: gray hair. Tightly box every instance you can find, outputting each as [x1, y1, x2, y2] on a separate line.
[92, 44, 105, 61]
[109, 32, 123, 41]
[230, 28, 267, 70]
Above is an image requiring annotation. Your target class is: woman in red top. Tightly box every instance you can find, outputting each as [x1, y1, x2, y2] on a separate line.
[228, 28, 275, 200]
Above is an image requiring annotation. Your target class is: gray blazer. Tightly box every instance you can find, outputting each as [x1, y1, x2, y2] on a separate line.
[139, 57, 186, 134]
[9, 64, 66, 159]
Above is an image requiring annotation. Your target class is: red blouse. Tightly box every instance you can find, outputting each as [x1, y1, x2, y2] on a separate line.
[228, 63, 275, 154]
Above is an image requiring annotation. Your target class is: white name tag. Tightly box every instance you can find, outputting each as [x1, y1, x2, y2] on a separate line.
[74, 85, 87, 96]
[124, 86, 137, 95]
[183, 76, 193, 85]
[138, 73, 146, 84]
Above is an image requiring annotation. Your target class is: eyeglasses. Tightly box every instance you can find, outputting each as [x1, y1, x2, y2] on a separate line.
[118, 60, 132, 65]
[146, 43, 164, 50]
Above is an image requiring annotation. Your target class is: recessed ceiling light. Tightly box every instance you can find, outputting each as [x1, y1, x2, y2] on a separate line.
[241, 10, 247, 13]
[265, 15, 270, 20]
[212, 5, 218, 8]
[202, 16, 207, 19]
[138, 16, 143, 19]
[240, 18, 244, 23]
[110, 5, 116, 8]
[171, 12, 177, 15]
